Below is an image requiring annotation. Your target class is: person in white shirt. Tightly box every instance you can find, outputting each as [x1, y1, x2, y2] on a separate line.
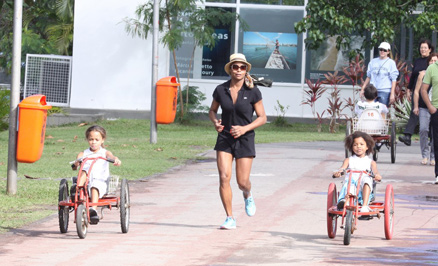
[360, 41, 399, 107]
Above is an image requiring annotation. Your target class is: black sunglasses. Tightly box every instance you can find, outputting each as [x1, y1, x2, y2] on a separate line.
[232, 64, 247, 71]
[379, 48, 388, 52]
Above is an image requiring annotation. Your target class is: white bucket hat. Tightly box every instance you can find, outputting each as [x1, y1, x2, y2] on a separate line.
[224, 53, 252, 75]
[378, 42, 391, 51]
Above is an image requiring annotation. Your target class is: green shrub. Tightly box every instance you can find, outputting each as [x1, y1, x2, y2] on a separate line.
[176, 85, 208, 124]
[394, 96, 411, 132]
[47, 106, 67, 116]
[272, 100, 290, 127]
[0, 89, 10, 131]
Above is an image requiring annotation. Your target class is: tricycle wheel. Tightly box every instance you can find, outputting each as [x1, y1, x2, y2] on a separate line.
[343, 210, 353, 245]
[76, 204, 88, 239]
[391, 122, 396, 163]
[327, 183, 338, 238]
[58, 179, 69, 233]
[345, 121, 352, 158]
[120, 179, 130, 233]
[384, 184, 394, 240]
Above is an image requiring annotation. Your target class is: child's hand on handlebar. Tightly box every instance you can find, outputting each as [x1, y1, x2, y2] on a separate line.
[332, 168, 345, 178]
[374, 173, 382, 182]
[71, 159, 82, 170]
[113, 157, 121, 166]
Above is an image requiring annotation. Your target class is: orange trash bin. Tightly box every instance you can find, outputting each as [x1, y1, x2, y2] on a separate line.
[156, 76, 180, 124]
[16, 95, 52, 163]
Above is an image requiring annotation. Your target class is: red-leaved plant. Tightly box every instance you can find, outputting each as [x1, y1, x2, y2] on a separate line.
[343, 54, 365, 118]
[302, 78, 327, 132]
[323, 71, 348, 133]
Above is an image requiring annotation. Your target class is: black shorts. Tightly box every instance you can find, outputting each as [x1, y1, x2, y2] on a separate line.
[214, 131, 256, 158]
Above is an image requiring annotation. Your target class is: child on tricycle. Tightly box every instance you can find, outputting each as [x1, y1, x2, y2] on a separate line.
[72, 125, 122, 223]
[333, 131, 382, 213]
[355, 84, 388, 119]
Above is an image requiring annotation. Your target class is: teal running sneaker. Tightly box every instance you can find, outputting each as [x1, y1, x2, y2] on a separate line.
[220, 217, 236, 230]
[244, 193, 256, 217]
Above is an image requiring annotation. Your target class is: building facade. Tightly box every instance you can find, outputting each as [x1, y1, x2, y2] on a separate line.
[70, 0, 436, 119]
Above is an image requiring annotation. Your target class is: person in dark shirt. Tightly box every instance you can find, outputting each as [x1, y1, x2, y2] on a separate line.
[208, 53, 267, 229]
[399, 39, 434, 146]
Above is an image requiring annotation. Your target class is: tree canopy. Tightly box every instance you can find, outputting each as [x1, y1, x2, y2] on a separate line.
[0, 0, 74, 75]
[294, 0, 438, 51]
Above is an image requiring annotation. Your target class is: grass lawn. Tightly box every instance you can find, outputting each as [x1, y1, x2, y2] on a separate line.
[0, 119, 345, 232]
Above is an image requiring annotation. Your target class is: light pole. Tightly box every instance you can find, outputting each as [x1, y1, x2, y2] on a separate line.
[150, 0, 159, 144]
[6, 0, 23, 195]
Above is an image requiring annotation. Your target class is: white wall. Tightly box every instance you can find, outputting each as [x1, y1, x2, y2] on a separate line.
[71, 1, 355, 119]
[71, 0, 168, 111]
[184, 78, 355, 119]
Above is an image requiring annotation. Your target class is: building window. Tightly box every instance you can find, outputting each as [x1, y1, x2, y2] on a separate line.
[239, 8, 303, 83]
[170, 3, 305, 83]
[305, 35, 369, 81]
[240, 0, 304, 5]
[169, 7, 236, 80]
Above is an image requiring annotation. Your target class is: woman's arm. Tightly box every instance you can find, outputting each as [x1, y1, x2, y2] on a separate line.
[230, 100, 267, 138]
[388, 60, 399, 105]
[209, 99, 224, 133]
[360, 77, 371, 97]
[389, 80, 397, 105]
[413, 71, 426, 115]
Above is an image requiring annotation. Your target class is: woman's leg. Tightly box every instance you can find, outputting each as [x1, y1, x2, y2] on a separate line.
[236, 157, 255, 216]
[431, 127, 435, 161]
[402, 91, 419, 137]
[235, 157, 253, 197]
[217, 151, 234, 217]
[419, 108, 430, 160]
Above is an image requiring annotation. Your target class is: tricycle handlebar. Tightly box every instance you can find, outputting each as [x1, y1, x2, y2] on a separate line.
[70, 155, 115, 169]
[332, 169, 376, 179]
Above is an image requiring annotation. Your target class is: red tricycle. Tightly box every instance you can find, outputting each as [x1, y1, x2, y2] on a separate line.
[57, 155, 130, 239]
[327, 169, 394, 245]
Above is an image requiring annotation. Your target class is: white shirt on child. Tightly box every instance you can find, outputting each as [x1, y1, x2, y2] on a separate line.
[348, 154, 374, 192]
[348, 154, 372, 172]
[82, 148, 110, 197]
[355, 101, 388, 117]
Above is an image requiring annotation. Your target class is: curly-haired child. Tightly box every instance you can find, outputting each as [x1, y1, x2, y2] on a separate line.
[333, 131, 382, 212]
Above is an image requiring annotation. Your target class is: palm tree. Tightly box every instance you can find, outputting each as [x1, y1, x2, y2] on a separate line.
[123, 0, 244, 117]
[45, 0, 74, 56]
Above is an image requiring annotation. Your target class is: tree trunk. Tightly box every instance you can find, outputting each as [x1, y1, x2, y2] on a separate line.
[186, 45, 196, 110]
[172, 48, 183, 116]
[165, 0, 183, 116]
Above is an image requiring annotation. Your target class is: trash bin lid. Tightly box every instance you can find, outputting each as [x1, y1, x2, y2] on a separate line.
[18, 95, 52, 109]
[156, 76, 180, 86]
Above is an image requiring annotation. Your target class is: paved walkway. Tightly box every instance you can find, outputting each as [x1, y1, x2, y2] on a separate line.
[1, 141, 437, 265]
